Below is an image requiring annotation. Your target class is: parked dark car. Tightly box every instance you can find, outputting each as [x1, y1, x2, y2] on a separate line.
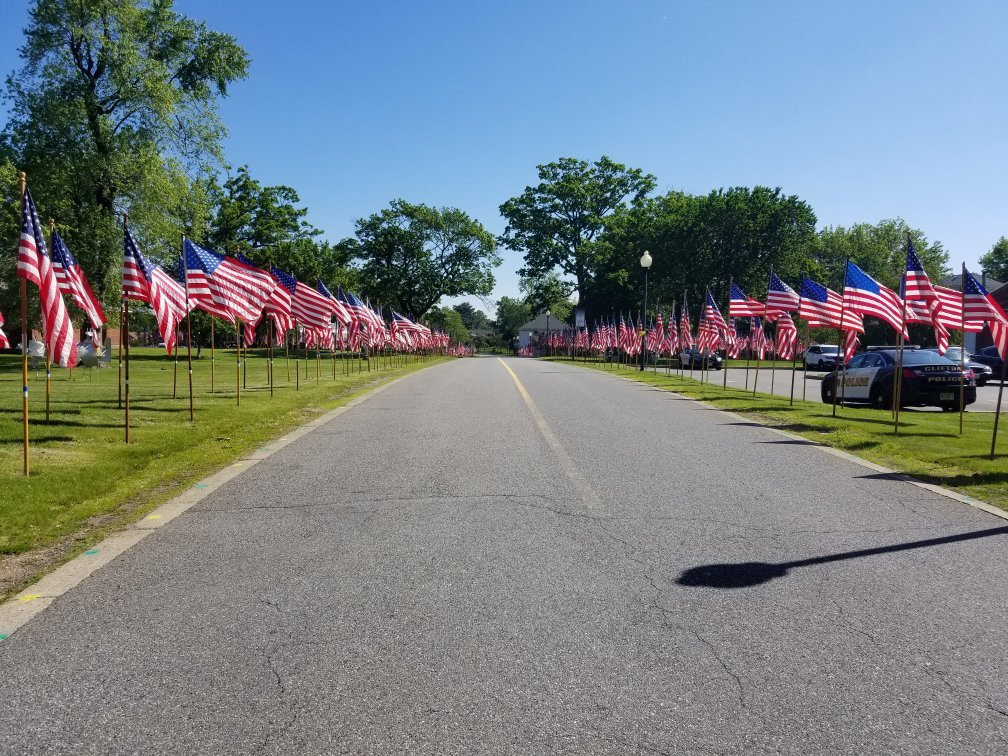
[923, 347, 992, 386]
[970, 346, 1005, 381]
[679, 347, 723, 370]
[821, 348, 976, 411]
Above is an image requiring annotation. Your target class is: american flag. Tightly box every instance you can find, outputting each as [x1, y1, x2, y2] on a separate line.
[266, 267, 332, 331]
[645, 312, 664, 352]
[184, 239, 274, 324]
[723, 317, 742, 357]
[903, 299, 950, 354]
[729, 282, 764, 317]
[750, 317, 768, 359]
[963, 270, 1008, 360]
[844, 329, 860, 363]
[774, 313, 798, 360]
[696, 315, 714, 352]
[262, 266, 294, 335]
[51, 230, 106, 329]
[765, 271, 800, 317]
[903, 239, 939, 308]
[665, 305, 679, 354]
[318, 281, 353, 326]
[704, 289, 729, 333]
[679, 302, 693, 348]
[123, 225, 191, 354]
[933, 284, 982, 333]
[17, 188, 77, 367]
[844, 260, 907, 337]
[799, 275, 863, 332]
[0, 311, 9, 349]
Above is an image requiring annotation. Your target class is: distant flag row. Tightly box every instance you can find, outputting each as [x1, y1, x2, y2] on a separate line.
[12, 181, 458, 365]
[545, 239, 1006, 366]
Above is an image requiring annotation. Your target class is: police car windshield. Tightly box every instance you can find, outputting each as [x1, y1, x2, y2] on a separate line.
[898, 351, 956, 366]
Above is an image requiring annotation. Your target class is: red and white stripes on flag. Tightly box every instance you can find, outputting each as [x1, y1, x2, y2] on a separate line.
[51, 230, 106, 330]
[123, 224, 192, 354]
[844, 260, 908, 337]
[17, 187, 77, 367]
[184, 239, 274, 324]
[774, 314, 798, 360]
[0, 311, 9, 349]
[844, 329, 860, 363]
[963, 270, 1008, 360]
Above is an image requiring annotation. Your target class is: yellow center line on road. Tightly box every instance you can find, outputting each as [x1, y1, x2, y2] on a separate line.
[497, 358, 604, 512]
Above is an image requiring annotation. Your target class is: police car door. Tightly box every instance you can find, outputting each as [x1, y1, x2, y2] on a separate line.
[841, 353, 873, 400]
[851, 353, 885, 400]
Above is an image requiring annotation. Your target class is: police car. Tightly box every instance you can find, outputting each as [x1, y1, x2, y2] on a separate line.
[820, 347, 977, 411]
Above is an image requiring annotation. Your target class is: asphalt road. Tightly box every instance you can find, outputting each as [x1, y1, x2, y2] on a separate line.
[687, 365, 1005, 412]
[2, 356, 1007, 755]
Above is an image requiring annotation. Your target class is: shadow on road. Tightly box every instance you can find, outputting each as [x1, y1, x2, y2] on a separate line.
[677, 526, 1008, 589]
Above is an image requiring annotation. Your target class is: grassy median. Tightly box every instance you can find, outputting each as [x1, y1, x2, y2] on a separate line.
[549, 357, 1008, 512]
[0, 347, 446, 582]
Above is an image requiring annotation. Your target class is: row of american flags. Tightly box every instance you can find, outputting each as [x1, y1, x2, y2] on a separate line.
[524, 240, 1008, 367]
[11, 182, 456, 370]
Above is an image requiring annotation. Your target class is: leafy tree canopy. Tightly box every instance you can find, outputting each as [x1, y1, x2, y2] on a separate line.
[423, 305, 469, 343]
[1, 0, 249, 317]
[451, 302, 490, 331]
[493, 296, 532, 346]
[499, 156, 655, 305]
[350, 199, 500, 319]
[979, 236, 1008, 282]
[205, 165, 319, 254]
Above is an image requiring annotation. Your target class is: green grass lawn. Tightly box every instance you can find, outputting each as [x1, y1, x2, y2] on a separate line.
[549, 357, 1008, 512]
[0, 346, 446, 561]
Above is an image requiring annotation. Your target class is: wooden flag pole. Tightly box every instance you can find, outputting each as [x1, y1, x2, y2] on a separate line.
[117, 294, 123, 409]
[769, 324, 777, 396]
[790, 286, 803, 406]
[172, 328, 178, 399]
[893, 241, 911, 435]
[285, 329, 290, 382]
[235, 320, 241, 406]
[122, 215, 131, 443]
[182, 234, 195, 421]
[242, 325, 247, 391]
[959, 262, 966, 436]
[991, 355, 1007, 460]
[46, 219, 55, 422]
[833, 257, 850, 416]
[210, 318, 215, 393]
[19, 171, 29, 476]
[268, 319, 274, 397]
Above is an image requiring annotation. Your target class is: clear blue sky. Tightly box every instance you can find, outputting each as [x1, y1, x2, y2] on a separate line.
[2, 1, 1006, 313]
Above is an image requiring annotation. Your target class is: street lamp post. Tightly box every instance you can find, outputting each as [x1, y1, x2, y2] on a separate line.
[639, 250, 652, 370]
[546, 309, 551, 357]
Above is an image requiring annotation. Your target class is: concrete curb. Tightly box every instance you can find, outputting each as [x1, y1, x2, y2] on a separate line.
[0, 365, 437, 642]
[571, 362, 1008, 524]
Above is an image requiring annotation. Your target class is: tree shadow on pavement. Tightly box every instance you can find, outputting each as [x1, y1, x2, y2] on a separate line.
[677, 526, 1008, 589]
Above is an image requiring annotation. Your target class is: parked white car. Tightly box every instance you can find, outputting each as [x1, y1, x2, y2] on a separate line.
[805, 344, 840, 370]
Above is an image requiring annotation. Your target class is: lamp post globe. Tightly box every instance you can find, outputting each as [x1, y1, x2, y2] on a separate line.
[639, 251, 651, 370]
[545, 309, 551, 356]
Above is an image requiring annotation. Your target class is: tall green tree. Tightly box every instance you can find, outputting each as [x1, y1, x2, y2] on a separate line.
[452, 302, 490, 331]
[423, 306, 469, 344]
[2, 0, 249, 316]
[205, 166, 319, 253]
[351, 199, 500, 318]
[494, 296, 532, 346]
[519, 273, 573, 324]
[589, 187, 817, 322]
[814, 219, 949, 291]
[499, 156, 655, 308]
[979, 237, 1008, 282]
